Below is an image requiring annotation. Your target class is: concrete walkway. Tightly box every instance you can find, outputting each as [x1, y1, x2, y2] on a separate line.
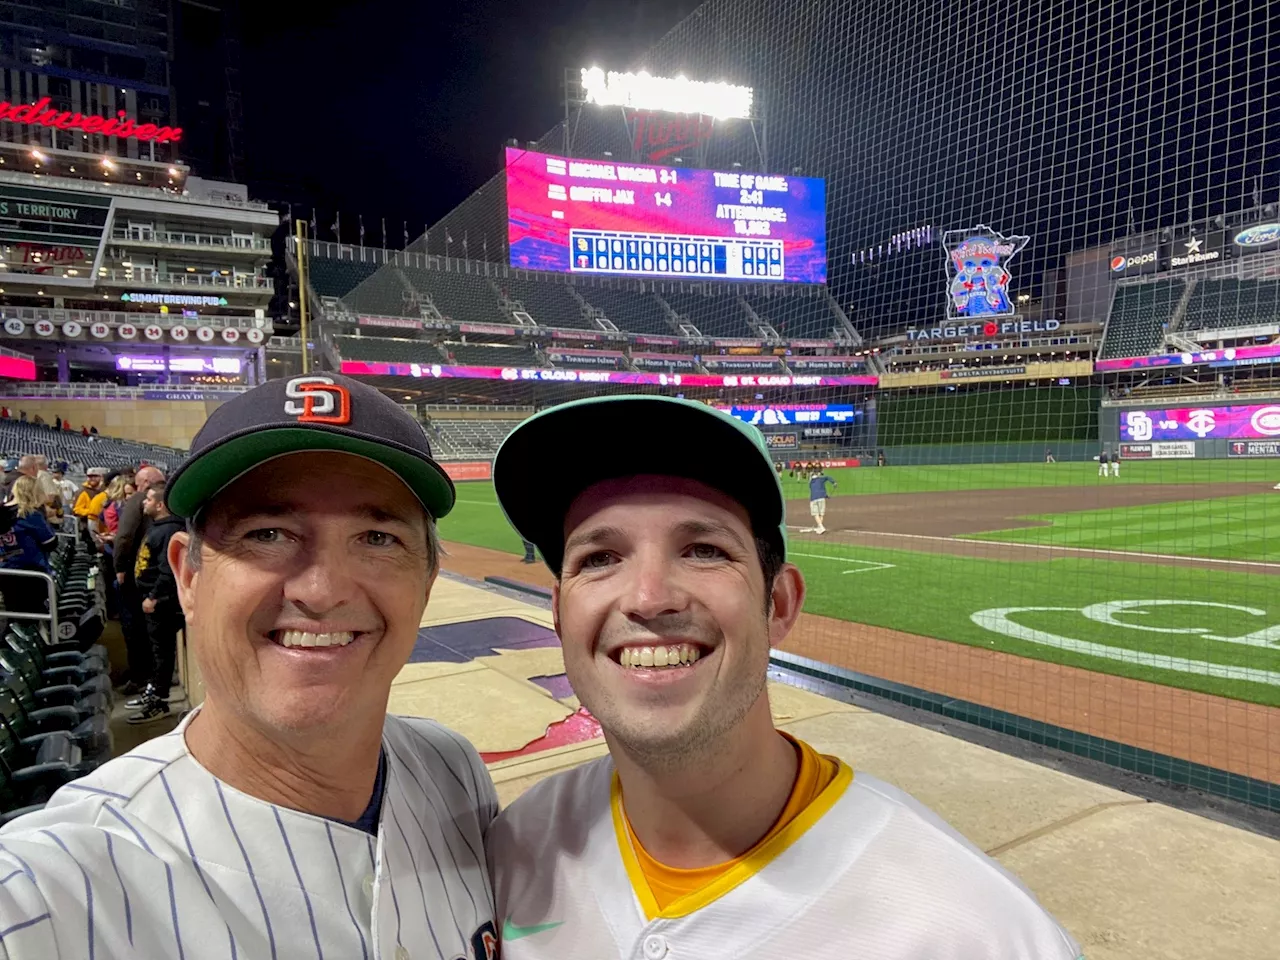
[393, 573, 1280, 960]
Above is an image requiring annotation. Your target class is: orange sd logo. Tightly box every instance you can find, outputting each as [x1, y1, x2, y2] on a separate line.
[283, 376, 351, 424]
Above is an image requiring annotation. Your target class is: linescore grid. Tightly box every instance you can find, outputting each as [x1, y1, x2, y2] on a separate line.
[505, 148, 827, 283]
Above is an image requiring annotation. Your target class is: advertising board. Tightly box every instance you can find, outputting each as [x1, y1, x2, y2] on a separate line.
[506, 148, 827, 283]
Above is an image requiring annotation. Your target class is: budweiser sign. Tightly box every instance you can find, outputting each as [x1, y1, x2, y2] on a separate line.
[0, 97, 182, 144]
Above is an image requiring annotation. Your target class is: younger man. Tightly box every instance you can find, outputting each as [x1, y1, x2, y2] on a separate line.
[487, 396, 1081, 960]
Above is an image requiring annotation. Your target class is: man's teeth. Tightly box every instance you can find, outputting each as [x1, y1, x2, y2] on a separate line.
[619, 644, 701, 668]
[277, 630, 356, 649]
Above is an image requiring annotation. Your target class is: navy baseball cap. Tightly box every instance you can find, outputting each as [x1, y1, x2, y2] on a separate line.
[166, 373, 455, 520]
[493, 395, 786, 576]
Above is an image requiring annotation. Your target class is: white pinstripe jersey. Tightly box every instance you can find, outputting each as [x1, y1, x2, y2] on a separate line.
[0, 710, 499, 960]
[489, 756, 1084, 960]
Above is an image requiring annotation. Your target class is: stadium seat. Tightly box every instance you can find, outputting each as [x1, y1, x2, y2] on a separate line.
[661, 289, 755, 338]
[576, 286, 675, 335]
[399, 268, 505, 326]
[309, 256, 381, 299]
[0, 420, 180, 473]
[334, 336, 443, 364]
[445, 342, 542, 367]
[502, 277, 593, 328]
[1099, 280, 1185, 359]
[745, 290, 846, 340]
[1182, 278, 1280, 331]
[424, 419, 523, 459]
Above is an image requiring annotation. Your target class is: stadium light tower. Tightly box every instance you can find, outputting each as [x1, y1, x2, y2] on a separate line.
[564, 66, 766, 170]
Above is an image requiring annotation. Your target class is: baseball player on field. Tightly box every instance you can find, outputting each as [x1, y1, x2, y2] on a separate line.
[0, 374, 499, 960]
[487, 395, 1082, 960]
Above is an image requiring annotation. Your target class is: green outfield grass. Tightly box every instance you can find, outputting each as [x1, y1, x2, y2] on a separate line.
[441, 467, 1280, 705]
[966, 493, 1280, 562]
[775, 458, 1280, 498]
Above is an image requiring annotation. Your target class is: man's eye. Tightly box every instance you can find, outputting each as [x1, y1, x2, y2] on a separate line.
[247, 528, 283, 543]
[364, 530, 399, 547]
[689, 543, 726, 560]
[582, 551, 615, 569]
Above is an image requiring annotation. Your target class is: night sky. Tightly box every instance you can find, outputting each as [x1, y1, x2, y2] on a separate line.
[241, 0, 698, 241]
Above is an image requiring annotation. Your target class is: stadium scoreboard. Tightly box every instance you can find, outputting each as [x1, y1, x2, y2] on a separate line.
[506, 148, 827, 283]
[570, 230, 783, 279]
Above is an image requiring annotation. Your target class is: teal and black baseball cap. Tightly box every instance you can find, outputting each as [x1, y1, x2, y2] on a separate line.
[166, 373, 455, 521]
[493, 395, 786, 575]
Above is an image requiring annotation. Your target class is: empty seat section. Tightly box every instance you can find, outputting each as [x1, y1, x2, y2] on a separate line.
[1100, 281, 1184, 359]
[661, 290, 753, 337]
[502, 278, 590, 328]
[424, 419, 522, 459]
[746, 292, 842, 339]
[334, 336, 440, 363]
[1183, 279, 1280, 331]
[577, 287, 673, 335]
[400, 269, 503, 326]
[444, 342, 542, 366]
[310, 257, 381, 299]
[0, 421, 179, 471]
[342, 266, 419, 318]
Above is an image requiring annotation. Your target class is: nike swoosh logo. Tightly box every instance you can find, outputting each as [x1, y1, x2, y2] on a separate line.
[502, 917, 564, 941]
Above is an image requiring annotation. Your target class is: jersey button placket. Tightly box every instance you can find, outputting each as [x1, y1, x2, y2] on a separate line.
[642, 933, 668, 959]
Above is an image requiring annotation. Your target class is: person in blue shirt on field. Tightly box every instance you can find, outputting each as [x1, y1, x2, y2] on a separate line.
[807, 466, 837, 535]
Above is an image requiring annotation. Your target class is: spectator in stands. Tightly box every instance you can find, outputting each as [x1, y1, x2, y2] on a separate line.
[90, 425, 98, 435]
[53, 416, 61, 431]
[30, 414, 43, 425]
[0, 475, 57, 616]
[81, 425, 89, 437]
[51, 463, 77, 509]
[1, 407, 9, 419]
[18, 410, 26, 422]
[126, 482, 186, 724]
[73, 469, 109, 523]
[114, 465, 165, 694]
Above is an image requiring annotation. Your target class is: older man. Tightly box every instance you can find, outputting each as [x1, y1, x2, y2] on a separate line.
[0, 374, 498, 960]
[487, 396, 1081, 960]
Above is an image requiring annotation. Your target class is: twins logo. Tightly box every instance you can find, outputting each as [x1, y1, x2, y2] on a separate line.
[1186, 409, 1217, 438]
[283, 375, 352, 425]
[942, 225, 1030, 319]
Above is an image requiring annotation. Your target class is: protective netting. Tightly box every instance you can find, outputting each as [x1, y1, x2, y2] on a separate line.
[313, 0, 1280, 808]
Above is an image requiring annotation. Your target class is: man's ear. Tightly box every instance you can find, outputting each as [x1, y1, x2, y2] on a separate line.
[551, 580, 562, 637]
[767, 564, 806, 648]
[170, 532, 198, 621]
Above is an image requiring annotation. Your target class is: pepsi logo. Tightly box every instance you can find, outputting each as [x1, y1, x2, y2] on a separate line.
[1110, 256, 1126, 272]
[1249, 406, 1280, 437]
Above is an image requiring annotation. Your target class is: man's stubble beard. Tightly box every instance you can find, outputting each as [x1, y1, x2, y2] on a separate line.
[575, 615, 773, 775]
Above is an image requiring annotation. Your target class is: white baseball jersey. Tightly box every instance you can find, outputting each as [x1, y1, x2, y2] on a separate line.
[0, 709, 499, 960]
[489, 755, 1083, 960]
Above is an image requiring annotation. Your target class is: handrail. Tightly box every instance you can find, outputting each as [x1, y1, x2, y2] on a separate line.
[0, 169, 271, 212]
[93, 269, 271, 290]
[0, 305, 264, 329]
[0, 569, 60, 643]
[111, 228, 270, 251]
[0, 382, 253, 400]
